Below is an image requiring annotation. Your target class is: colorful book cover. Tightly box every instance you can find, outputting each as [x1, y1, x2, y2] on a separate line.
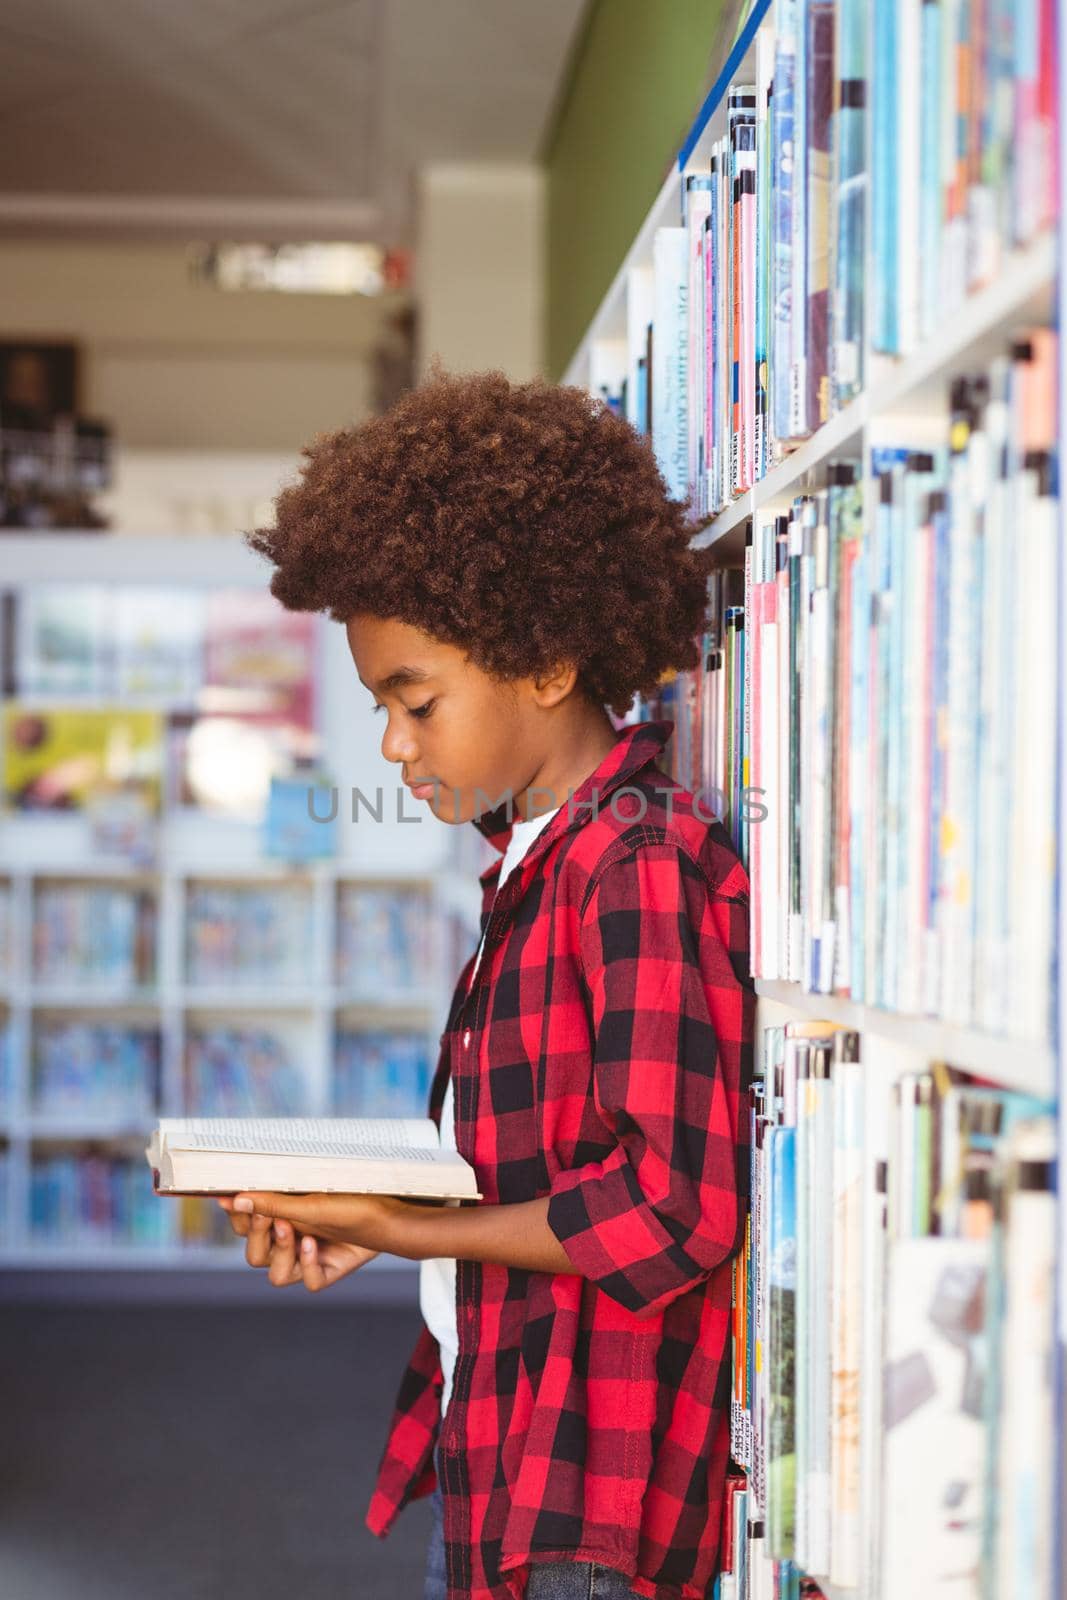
[765, 1124, 797, 1560]
[115, 587, 203, 702]
[754, 28, 774, 478]
[829, 1040, 864, 1590]
[263, 772, 338, 861]
[789, 0, 809, 435]
[919, 0, 943, 336]
[871, 0, 900, 351]
[203, 589, 317, 731]
[804, 0, 834, 427]
[651, 226, 689, 503]
[771, 0, 798, 445]
[16, 586, 109, 697]
[705, 189, 717, 512]
[881, 1236, 989, 1597]
[685, 175, 713, 513]
[831, 0, 867, 405]
[2, 704, 163, 813]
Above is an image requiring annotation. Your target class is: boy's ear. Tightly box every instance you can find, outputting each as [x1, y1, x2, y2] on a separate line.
[532, 661, 581, 707]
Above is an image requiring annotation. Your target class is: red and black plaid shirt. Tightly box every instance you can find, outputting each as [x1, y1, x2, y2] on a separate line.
[365, 718, 754, 1600]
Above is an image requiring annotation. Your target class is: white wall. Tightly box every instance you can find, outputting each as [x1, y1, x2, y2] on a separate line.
[415, 163, 545, 381]
[0, 240, 403, 451]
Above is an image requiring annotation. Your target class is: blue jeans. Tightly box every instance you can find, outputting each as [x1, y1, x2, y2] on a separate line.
[423, 1482, 646, 1599]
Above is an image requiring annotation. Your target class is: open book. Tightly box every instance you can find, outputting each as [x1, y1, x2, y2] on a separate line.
[146, 1117, 482, 1201]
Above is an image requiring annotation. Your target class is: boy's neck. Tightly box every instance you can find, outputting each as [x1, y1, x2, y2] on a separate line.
[510, 704, 619, 822]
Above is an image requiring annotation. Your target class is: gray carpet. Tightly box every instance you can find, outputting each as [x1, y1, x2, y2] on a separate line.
[0, 1302, 437, 1599]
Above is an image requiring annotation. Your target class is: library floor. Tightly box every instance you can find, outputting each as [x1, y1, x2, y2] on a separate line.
[0, 1298, 435, 1599]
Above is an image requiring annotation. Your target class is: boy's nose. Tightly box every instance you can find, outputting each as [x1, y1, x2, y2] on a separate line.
[380, 721, 418, 766]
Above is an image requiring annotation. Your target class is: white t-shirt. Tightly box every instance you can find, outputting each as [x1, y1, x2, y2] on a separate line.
[419, 803, 562, 1422]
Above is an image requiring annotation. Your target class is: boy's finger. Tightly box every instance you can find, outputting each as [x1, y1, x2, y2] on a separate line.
[245, 1212, 274, 1268]
[300, 1234, 329, 1294]
[232, 1192, 333, 1230]
[216, 1196, 251, 1237]
[268, 1221, 298, 1287]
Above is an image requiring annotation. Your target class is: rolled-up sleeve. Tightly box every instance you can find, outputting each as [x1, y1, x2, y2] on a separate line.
[546, 842, 752, 1319]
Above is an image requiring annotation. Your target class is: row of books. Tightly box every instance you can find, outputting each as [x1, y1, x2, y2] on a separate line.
[18, 1150, 242, 1250]
[32, 1021, 160, 1119]
[10, 585, 316, 714]
[29, 1149, 174, 1248]
[720, 1018, 1056, 1599]
[2, 1020, 437, 1121]
[0, 880, 9, 978]
[717, 1485, 815, 1600]
[0, 1016, 10, 1109]
[872, 0, 1057, 353]
[177, 1193, 243, 1250]
[1, 877, 445, 994]
[334, 1031, 433, 1118]
[185, 882, 315, 988]
[184, 1027, 307, 1117]
[636, 0, 1056, 518]
[637, 338, 1059, 1044]
[335, 883, 435, 994]
[32, 883, 157, 989]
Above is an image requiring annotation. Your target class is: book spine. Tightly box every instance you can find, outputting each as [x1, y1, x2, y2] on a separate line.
[804, 0, 834, 427]
[771, 1, 798, 445]
[651, 228, 688, 502]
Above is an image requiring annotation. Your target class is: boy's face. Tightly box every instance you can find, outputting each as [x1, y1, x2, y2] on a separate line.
[345, 612, 567, 825]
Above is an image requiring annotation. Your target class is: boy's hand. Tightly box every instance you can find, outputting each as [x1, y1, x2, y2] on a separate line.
[218, 1196, 383, 1292]
[220, 1190, 584, 1276]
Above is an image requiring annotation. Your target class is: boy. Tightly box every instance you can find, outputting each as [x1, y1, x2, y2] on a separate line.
[224, 365, 755, 1600]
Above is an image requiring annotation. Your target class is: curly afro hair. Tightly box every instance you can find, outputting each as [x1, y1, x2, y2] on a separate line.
[245, 360, 716, 718]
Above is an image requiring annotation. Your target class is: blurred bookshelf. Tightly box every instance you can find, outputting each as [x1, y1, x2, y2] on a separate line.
[0, 534, 464, 1278]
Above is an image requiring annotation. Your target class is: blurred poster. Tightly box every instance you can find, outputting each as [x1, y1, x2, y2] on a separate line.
[166, 591, 320, 820]
[16, 586, 109, 696]
[2, 705, 163, 812]
[201, 590, 316, 728]
[114, 588, 203, 701]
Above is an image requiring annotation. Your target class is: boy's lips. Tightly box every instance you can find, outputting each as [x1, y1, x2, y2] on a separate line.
[404, 777, 439, 799]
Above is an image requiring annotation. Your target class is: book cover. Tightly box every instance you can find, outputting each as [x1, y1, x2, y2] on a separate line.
[765, 1124, 797, 1560]
[831, 0, 867, 405]
[771, 0, 798, 445]
[871, 0, 900, 351]
[881, 1236, 989, 1597]
[804, 0, 834, 427]
[651, 227, 689, 503]
[264, 772, 338, 861]
[16, 585, 109, 697]
[2, 704, 164, 813]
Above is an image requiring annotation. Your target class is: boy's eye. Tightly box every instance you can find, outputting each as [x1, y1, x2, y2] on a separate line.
[371, 700, 435, 720]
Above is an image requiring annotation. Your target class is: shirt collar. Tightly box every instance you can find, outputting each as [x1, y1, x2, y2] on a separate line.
[472, 717, 675, 887]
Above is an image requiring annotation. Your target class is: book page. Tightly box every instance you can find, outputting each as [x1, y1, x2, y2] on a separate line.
[159, 1116, 439, 1152]
[173, 1130, 458, 1163]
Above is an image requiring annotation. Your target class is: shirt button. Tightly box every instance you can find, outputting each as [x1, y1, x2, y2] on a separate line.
[462, 1029, 471, 1047]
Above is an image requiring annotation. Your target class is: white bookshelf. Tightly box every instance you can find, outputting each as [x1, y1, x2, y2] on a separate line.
[562, 2, 1061, 1108]
[0, 536, 459, 1275]
[563, 1, 1062, 1595]
[0, 858, 450, 1272]
[753, 981, 1054, 1100]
